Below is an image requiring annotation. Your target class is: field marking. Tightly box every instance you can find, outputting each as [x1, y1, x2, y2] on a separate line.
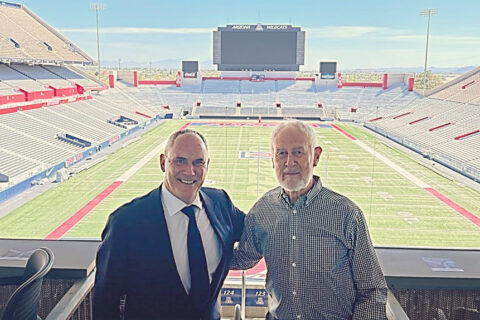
[425, 188, 480, 227]
[44, 133, 170, 239]
[179, 122, 191, 130]
[355, 140, 431, 189]
[347, 132, 479, 228]
[117, 140, 167, 182]
[45, 181, 123, 240]
[330, 124, 357, 140]
[228, 258, 266, 280]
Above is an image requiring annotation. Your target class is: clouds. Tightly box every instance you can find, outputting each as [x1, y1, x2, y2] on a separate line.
[57, 24, 479, 69]
[307, 26, 381, 39]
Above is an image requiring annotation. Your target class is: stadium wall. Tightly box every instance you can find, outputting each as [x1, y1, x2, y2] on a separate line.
[117, 70, 135, 85]
[219, 71, 297, 79]
[386, 73, 415, 88]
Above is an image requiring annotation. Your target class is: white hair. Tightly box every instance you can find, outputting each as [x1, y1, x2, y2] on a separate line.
[271, 120, 317, 152]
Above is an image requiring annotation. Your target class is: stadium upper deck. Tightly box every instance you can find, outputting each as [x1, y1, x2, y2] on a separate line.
[0, 1, 93, 64]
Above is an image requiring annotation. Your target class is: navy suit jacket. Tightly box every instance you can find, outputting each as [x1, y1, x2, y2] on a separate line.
[93, 186, 245, 320]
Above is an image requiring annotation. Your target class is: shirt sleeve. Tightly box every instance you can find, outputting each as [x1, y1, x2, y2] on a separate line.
[230, 210, 264, 270]
[349, 207, 388, 320]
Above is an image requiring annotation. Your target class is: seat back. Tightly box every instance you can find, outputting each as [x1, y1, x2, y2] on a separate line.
[0, 247, 54, 320]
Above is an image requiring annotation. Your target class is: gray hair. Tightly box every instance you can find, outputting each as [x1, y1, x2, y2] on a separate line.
[164, 129, 208, 155]
[271, 120, 317, 152]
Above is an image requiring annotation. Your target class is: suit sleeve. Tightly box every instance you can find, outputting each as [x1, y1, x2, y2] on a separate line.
[349, 207, 388, 320]
[93, 212, 127, 320]
[223, 190, 246, 241]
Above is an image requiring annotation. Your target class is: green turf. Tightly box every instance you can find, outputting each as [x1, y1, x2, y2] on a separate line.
[0, 120, 479, 248]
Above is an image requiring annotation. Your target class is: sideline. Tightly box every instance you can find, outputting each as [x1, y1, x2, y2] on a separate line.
[45, 138, 169, 239]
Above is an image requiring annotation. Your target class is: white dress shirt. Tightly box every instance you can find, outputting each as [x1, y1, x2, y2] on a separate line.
[161, 186, 222, 294]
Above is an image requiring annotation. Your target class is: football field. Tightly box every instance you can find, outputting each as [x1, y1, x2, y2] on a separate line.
[0, 120, 479, 248]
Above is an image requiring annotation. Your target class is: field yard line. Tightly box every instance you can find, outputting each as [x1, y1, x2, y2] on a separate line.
[354, 140, 431, 189]
[45, 140, 168, 240]
[45, 181, 123, 240]
[331, 123, 357, 140]
[425, 188, 480, 227]
[117, 140, 167, 182]
[353, 139, 480, 227]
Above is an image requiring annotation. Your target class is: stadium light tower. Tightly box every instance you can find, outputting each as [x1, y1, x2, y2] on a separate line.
[90, 3, 105, 80]
[420, 8, 438, 90]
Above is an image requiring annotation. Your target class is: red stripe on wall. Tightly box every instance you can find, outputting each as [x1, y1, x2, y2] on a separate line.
[135, 111, 152, 118]
[425, 188, 480, 227]
[19, 103, 44, 111]
[454, 130, 480, 140]
[429, 122, 452, 132]
[0, 107, 19, 114]
[45, 181, 123, 240]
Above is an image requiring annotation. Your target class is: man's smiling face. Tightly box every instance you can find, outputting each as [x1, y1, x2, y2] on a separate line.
[160, 133, 209, 204]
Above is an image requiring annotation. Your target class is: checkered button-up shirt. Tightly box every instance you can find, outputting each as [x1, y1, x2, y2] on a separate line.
[231, 176, 387, 320]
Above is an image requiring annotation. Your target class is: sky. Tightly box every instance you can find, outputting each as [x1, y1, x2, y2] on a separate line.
[15, 0, 480, 71]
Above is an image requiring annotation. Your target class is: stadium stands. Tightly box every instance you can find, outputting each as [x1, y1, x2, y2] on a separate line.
[0, 2, 92, 64]
[1, 3, 480, 319]
[319, 84, 422, 122]
[366, 95, 480, 180]
[428, 66, 480, 104]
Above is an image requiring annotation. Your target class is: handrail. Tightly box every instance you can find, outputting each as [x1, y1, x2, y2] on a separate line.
[387, 289, 410, 320]
[45, 271, 95, 320]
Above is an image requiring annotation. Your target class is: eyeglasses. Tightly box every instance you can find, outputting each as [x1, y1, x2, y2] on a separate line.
[167, 156, 208, 168]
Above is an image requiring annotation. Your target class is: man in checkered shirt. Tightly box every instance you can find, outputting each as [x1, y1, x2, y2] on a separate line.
[231, 120, 387, 320]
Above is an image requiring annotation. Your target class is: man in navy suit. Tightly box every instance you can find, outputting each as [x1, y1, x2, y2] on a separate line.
[93, 129, 245, 320]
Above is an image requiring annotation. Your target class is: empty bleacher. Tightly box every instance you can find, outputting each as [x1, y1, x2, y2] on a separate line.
[9, 63, 73, 88]
[42, 65, 100, 88]
[0, 148, 41, 178]
[318, 84, 422, 122]
[429, 66, 480, 104]
[0, 2, 91, 63]
[0, 62, 48, 92]
[366, 95, 480, 181]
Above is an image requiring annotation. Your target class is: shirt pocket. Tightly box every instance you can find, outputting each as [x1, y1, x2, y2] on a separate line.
[301, 235, 348, 273]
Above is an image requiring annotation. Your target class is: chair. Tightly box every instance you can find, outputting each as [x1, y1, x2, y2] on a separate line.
[0, 247, 54, 320]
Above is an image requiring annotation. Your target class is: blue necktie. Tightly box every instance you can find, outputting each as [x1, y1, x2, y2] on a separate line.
[182, 205, 210, 312]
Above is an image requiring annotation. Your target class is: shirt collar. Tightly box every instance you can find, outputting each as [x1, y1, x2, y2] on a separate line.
[161, 185, 203, 217]
[279, 175, 323, 207]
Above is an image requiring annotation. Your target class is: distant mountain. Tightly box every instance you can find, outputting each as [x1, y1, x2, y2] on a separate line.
[343, 66, 477, 74]
[99, 60, 477, 74]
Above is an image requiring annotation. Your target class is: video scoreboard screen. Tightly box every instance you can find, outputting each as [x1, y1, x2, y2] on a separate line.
[320, 62, 337, 79]
[213, 24, 305, 71]
[182, 61, 198, 78]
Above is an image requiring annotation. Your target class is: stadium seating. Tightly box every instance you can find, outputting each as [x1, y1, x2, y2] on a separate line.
[0, 63, 49, 92]
[366, 94, 480, 180]
[0, 2, 91, 64]
[429, 66, 480, 104]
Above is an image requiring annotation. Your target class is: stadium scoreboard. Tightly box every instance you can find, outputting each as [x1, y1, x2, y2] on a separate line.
[213, 24, 305, 71]
[182, 60, 198, 78]
[320, 62, 337, 79]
